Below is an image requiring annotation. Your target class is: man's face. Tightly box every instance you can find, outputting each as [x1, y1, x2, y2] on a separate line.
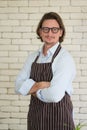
[39, 19, 62, 45]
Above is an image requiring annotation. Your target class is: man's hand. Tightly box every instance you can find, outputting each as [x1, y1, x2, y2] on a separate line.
[29, 81, 50, 95]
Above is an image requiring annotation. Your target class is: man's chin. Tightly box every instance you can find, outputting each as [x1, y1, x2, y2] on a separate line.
[44, 40, 54, 44]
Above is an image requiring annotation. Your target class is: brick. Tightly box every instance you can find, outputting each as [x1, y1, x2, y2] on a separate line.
[74, 89, 87, 95]
[71, 0, 87, 6]
[74, 57, 80, 64]
[0, 118, 20, 124]
[0, 95, 19, 100]
[73, 107, 79, 113]
[0, 82, 14, 88]
[64, 20, 82, 26]
[29, 1, 49, 6]
[82, 71, 87, 76]
[11, 101, 29, 106]
[83, 33, 87, 38]
[2, 46, 16, 53]
[70, 13, 87, 19]
[0, 101, 10, 106]
[8, 88, 15, 94]
[32, 38, 42, 45]
[82, 7, 87, 13]
[2, 33, 21, 38]
[13, 26, 31, 32]
[66, 32, 82, 39]
[81, 58, 87, 63]
[0, 14, 8, 19]
[9, 14, 28, 20]
[71, 52, 87, 58]
[0, 112, 10, 118]
[73, 101, 87, 107]
[81, 45, 87, 51]
[9, 124, 26, 130]
[72, 39, 87, 45]
[63, 38, 71, 45]
[19, 95, 30, 100]
[73, 82, 79, 89]
[64, 45, 80, 51]
[65, 26, 73, 32]
[20, 119, 27, 124]
[0, 26, 12, 32]
[8, 1, 28, 7]
[40, 7, 60, 13]
[12, 39, 31, 45]
[59, 13, 70, 20]
[0, 7, 18, 13]
[18, 57, 27, 63]
[0, 124, 8, 130]
[75, 70, 81, 76]
[20, 107, 29, 112]
[80, 108, 87, 113]
[0, 20, 19, 26]
[29, 13, 44, 20]
[11, 112, 27, 118]
[80, 95, 87, 101]
[21, 20, 38, 26]
[19, 45, 39, 51]
[1, 106, 19, 112]
[0, 58, 18, 63]
[74, 26, 87, 32]
[50, 0, 70, 6]
[9, 63, 23, 69]
[0, 70, 19, 76]
[22, 33, 37, 39]
[9, 51, 28, 57]
[77, 64, 87, 70]
[0, 39, 11, 44]
[0, 88, 7, 94]
[0, 76, 9, 81]
[83, 20, 87, 25]
[0, 63, 8, 69]
[61, 7, 81, 12]
[0, 1, 7, 7]
[71, 95, 79, 101]
[20, 7, 39, 13]
[75, 76, 87, 83]
[74, 113, 87, 119]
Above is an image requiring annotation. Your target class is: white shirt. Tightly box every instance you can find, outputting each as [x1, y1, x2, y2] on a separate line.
[15, 42, 76, 103]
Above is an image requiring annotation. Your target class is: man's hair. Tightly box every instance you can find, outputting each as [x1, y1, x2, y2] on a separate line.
[36, 12, 66, 43]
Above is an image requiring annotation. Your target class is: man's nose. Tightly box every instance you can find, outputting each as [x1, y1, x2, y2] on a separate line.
[48, 29, 53, 34]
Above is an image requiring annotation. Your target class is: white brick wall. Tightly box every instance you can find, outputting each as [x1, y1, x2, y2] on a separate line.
[0, 0, 87, 129]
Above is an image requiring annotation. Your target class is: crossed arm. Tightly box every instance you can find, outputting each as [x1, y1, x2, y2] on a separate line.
[29, 81, 50, 96]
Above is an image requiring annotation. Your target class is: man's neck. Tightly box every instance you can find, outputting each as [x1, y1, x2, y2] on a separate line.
[43, 42, 58, 56]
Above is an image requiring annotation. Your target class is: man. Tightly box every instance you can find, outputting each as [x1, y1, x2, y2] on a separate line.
[15, 12, 76, 130]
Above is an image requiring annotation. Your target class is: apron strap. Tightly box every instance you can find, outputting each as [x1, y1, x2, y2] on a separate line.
[51, 44, 61, 63]
[34, 55, 39, 63]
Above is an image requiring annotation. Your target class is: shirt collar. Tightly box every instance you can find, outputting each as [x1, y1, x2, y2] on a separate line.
[38, 42, 60, 56]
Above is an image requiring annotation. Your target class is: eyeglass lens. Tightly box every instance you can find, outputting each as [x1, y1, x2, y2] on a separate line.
[41, 27, 60, 33]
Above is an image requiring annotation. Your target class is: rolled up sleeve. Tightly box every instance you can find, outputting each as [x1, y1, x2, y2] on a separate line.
[15, 52, 37, 96]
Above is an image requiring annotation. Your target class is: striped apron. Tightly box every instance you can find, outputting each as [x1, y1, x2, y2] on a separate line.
[27, 44, 75, 130]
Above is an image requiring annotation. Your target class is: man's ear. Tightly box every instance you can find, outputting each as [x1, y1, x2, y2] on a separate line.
[39, 28, 42, 37]
[59, 29, 63, 37]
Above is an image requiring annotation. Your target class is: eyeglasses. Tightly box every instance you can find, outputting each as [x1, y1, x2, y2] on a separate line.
[41, 27, 60, 33]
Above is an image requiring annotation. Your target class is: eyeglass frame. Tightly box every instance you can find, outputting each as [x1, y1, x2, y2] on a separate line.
[41, 27, 60, 33]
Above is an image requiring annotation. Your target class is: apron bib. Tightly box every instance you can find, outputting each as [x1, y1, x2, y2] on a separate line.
[27, 44, 75, 130]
